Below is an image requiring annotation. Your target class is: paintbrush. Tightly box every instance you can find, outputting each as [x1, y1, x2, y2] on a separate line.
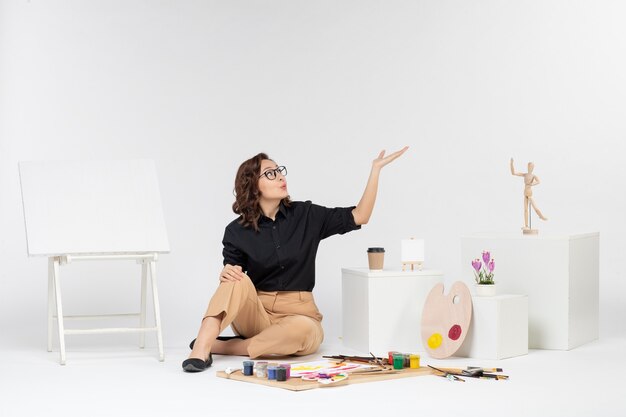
[323, 353, 388, 369]
[323, 354, 385, 364]
[348, 368, 401, 376]
[467, 366, 503, 373]
[436, 367, 483, 376]
[428, 365, 465, 382]
[435, 367, 509, 380]
[479, 373, 509, 380]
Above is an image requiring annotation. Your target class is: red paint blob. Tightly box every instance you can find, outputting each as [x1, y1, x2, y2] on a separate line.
[448, 324, 462, 340]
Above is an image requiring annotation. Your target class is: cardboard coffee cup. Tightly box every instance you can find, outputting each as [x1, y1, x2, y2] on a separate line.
[367, 247, 385, 270]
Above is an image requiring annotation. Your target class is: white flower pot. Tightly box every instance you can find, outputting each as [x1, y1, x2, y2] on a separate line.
[475, 283, 496, 297]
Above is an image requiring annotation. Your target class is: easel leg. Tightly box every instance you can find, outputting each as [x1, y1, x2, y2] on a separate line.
[139, 262, 147, 349]
[47, 258, 54, 352]
[52, 258, 66, 365]
[148, 261, 164, 361]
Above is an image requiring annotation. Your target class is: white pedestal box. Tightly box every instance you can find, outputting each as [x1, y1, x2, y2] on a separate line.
[341, 268, 443, 355]
[461, 232, 599, 350]
[458, 295, 528, 360]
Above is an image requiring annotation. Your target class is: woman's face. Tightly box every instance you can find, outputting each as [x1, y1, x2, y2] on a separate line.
[258, 159, 288, 201]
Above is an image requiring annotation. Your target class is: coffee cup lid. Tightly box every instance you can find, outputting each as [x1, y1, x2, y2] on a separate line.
[367, 247, 385, 253]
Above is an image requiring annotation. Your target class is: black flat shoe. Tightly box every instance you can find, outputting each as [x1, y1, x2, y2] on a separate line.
[189, 335, 245, 350]
[182, 353, 213, 372]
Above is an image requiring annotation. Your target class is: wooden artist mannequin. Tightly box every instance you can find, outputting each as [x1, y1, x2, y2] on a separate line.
[510, 158, 547, 233]
[183, 146, 409, 372]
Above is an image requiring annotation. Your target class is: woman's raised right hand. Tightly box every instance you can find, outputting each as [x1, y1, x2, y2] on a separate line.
[219, 264, 246, 282]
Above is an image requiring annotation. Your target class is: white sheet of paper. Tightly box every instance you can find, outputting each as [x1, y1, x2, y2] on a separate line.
[288, 359, 377, 378]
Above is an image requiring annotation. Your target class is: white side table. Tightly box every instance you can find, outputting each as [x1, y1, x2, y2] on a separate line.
[457, 295, 528, 360]
[341, 268, 443, 355]
[461, 232, 599, 350]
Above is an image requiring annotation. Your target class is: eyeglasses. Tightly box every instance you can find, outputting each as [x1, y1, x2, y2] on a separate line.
[259, 166, 287, 180]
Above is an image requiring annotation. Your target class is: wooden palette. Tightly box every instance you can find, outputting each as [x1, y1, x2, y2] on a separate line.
[216, 366, 433, 391]
[421, 281, 472, 359]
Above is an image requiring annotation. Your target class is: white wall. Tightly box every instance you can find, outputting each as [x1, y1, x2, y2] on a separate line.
[1, 0, 625, 351]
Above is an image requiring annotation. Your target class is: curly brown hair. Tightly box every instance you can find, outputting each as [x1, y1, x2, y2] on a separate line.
[232, 152, 291, 231]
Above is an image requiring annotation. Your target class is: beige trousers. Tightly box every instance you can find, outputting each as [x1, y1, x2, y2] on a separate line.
[204, 275, 324, 359]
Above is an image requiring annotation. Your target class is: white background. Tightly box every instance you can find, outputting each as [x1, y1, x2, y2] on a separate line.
[1, 0, 625, 354]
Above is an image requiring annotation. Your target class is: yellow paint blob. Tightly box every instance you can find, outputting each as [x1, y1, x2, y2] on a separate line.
[427, 333, 443, 349]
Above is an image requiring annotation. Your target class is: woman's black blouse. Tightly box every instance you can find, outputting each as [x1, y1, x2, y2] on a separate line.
[222, 200, 361, 291]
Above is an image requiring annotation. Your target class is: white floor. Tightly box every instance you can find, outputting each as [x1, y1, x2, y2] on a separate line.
[2, 336, 625, 417]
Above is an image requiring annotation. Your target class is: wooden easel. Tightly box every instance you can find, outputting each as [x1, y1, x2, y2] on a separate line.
[401, 238, 424, 271]
[47, 254, 164, 365]
[20, 159, 170, 365]
[402, 261, 423, 271]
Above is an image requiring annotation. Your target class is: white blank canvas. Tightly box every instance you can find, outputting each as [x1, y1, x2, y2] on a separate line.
[19, 159, 170, 256]
[401, 238, 424, 262]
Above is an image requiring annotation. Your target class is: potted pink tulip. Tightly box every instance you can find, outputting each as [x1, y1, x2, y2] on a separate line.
[471, 251, 496, 296]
